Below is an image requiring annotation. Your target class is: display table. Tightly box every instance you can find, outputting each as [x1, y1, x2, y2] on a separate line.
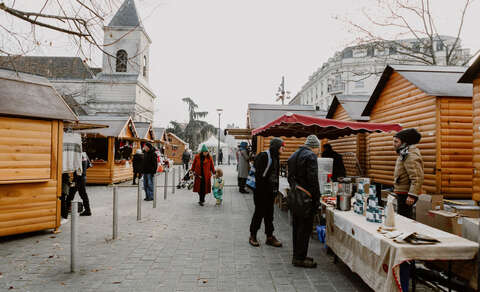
[325, 206, 479, 292]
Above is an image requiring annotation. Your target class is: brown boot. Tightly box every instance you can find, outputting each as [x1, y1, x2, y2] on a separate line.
[249, 235, 260, 247]
[292, 258, 317, 268]
[265, 235, 282, 247]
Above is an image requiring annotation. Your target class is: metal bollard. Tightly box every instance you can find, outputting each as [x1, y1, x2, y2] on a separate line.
[172, 167, 176, 194]
[71, 201, 78, 272]
[137, 177, 142, 221]
[153, 173, 157, 208]
[164, 169, 168, 200]
[113, 185, 118, 240]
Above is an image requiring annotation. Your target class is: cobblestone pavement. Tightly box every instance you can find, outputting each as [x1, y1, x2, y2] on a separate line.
[0, 165, 376, 292]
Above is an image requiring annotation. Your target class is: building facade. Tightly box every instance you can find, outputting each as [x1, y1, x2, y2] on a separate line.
[0, 0, 156, 122]
[290, 36, 470, 110]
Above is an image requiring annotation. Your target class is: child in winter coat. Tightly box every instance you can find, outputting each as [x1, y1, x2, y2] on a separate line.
[213, 169, 224, 205]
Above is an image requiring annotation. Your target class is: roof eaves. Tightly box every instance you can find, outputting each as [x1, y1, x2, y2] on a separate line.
[362, 65, 395, 116]
[459, 55, 480, 83]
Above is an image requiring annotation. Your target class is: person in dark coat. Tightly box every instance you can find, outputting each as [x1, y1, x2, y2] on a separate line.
[191, 144, 215, 206]
[218, 149, 223, 165]
[142, 143, 158, 201]
[66, 152, 93, 216]
[249, 137, 284, 248]
[182, 149, 191, 171]
[322, 144, 346, 181]
[287, 135, 321, 268]
[237, 142, 250, 193]
[132, 149, 144, 185]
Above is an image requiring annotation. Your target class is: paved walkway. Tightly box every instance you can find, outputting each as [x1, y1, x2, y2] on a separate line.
[1, 165, 373, 292]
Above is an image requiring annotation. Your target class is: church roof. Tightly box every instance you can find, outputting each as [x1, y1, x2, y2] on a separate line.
[108, 0, 142, 27]
[0, 56, 99, 80]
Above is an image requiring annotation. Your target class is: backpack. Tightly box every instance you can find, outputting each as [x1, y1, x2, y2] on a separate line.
[246, 150, 272, 190]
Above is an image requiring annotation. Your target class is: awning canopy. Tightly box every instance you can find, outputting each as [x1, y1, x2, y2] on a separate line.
[252, 113, 402, 139]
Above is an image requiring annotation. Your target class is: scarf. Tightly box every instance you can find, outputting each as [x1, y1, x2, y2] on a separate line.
[396, 143, 409, 161]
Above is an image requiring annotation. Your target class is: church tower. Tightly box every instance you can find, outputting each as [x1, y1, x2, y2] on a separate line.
[102, 0, 151, 82]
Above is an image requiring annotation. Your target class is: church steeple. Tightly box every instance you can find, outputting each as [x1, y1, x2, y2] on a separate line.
[108, 0, 142, 27]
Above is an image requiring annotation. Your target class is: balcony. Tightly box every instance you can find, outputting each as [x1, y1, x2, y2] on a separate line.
[328, 82, 345, 93]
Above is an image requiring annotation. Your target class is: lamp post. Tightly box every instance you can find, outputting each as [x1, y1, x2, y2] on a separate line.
[216, 108, 223, 166]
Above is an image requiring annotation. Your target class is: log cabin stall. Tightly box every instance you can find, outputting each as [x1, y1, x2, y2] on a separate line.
[165, 132, 188, 165]
[363, 65, 473, 199]
[0, 69, 78, 236]
[77, 116, 139, 184]
[459, 55, 480, 201]
[134, 121, 155, 147]
[153, 127, 168, 155]
[325, 95, 370, 176]
[247, 104, 327, 162]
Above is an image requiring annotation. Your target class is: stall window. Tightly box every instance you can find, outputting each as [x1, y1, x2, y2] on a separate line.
[85, 137, 108, 162]
[115, 139, 133, 160]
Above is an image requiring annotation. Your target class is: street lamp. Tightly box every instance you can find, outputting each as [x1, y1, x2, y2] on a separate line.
[216, 108, 223, 166]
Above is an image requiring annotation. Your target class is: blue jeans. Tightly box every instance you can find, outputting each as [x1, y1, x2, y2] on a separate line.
[143, 173, 154, 200]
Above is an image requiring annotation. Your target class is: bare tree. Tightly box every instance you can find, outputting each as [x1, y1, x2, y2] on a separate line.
[338, 0, 474, 66]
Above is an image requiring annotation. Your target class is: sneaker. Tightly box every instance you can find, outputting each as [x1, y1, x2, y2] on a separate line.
[239, 189, 249, 194]
[80, 211, 92, 216]
[144, 198, 153, 201]
[249, 236, 260, 247]
[199, 202, 204, 206]
[292, 258, 317, 268]
[216, 199, 220, 205]
[265, 236, 282, 247]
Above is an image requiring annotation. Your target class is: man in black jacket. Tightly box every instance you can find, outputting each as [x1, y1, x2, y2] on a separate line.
[288, 135, 321, 268]
[132, 149, 144, 185]
[182, 149, 191, 171]
[249, 137, 284, 247]
[322, 144, 346, 181]
[142, 143, 158, 201]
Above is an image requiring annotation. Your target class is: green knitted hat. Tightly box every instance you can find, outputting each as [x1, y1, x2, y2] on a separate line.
[200, 144, 208, 152]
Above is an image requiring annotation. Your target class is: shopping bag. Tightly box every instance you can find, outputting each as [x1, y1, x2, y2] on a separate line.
[246, 167, 256, 189]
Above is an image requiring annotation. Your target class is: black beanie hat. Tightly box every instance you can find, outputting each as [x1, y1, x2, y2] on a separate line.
[269, 137, 284, 153]
[394, 128, 421, 145]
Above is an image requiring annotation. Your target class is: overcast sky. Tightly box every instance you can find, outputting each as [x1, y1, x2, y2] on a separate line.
[13, 0, 480, 128]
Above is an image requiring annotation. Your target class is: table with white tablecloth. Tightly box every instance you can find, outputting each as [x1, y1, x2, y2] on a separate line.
[325, 206, 479, 292]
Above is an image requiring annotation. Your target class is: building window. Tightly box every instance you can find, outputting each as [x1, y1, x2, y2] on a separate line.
[412, 42, 420, 52]
[343, 48, 353, 58]
[116, 50, 128, 72]
[355, 80, 364, 88]
[143, 56, 148, 77]
[436, 41, 444, 52]
[367, 46, 374, 57]
[389, 46, 397, 55]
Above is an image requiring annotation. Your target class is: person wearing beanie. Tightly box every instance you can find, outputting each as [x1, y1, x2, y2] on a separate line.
[393, 128, 424, 292]
[132, 149, 144, 185]
[142, 143, 158, 201]
[287, 135, 321, 268]
[321, 144, 346, 182]
[191, 144, 215, 206]
[393, 128, 424, 218]
[249, 137, 285, 247]
[237, 141, 250, 193]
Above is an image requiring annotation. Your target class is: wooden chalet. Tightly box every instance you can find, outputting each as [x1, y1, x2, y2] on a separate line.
[165, 132, 188, 164]
[153, 127, 168, 153]
[77, 116, 139, 184]
[0, 69, 78, 236]
[325, 95, 370, 176]
[458, 55, 480, 201]
[363, 65, 473, 199]
[135, 122, 155, 142]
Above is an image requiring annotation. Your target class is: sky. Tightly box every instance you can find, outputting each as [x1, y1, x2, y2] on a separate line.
[6, 0, 480, 129]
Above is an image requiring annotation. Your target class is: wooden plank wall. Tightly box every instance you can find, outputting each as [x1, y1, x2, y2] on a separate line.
[474, 78, 480, 201]
[112, 163, 133, 183]
[258, 136, 307, 163]
[327, 104, 364, 176]
[86, 162, 111, 184]
[0, 117, 52, 181]
[0, 117, 61, 236]
[367, 72, 437, 194]
[439, 97, 473, 198]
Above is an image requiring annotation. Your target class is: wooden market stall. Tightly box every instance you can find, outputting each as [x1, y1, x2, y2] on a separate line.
[77, 116, 139, 184]
[363, 65, 473, 198]
[459, 55, 480, 201]
[325, 95, 370, 176]
[153, 127, 168, 154]
[165, 132, 188, 164]
[135, 122, 155, 142]
[0, 69, 78, 236]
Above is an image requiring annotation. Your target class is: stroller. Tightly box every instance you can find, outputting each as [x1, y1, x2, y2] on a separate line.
[177, 170, 194, 190]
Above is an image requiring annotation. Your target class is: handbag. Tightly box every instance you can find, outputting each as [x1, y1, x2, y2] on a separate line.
[287, 148, 314, 216]
[245, 150, 272, 190]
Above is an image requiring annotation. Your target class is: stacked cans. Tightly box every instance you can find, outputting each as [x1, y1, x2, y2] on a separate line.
[366, 186, 382, 223]
[353, 182, 365, 215]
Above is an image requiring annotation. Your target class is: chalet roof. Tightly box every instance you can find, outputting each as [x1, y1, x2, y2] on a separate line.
[134, 122, 152, 139]
[326, 95, 370, 121]
[248, 103, 327, 129]
[458, 55, 480, 83]
[108, 0, 142, 27]
[167, 132, 188, 145]
[0, 56, 99, 80]
[153, 127, 165, 141]
[363, 65, 472, 116]
[77, 116, 136, 138]
[0, 69, 78, 121]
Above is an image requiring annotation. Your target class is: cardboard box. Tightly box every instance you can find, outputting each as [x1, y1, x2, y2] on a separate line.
[415, 194, 443, 226]
[461, 217, 479, 242]
[427, 210, 462, 236]
[451, 205, 480, 218]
